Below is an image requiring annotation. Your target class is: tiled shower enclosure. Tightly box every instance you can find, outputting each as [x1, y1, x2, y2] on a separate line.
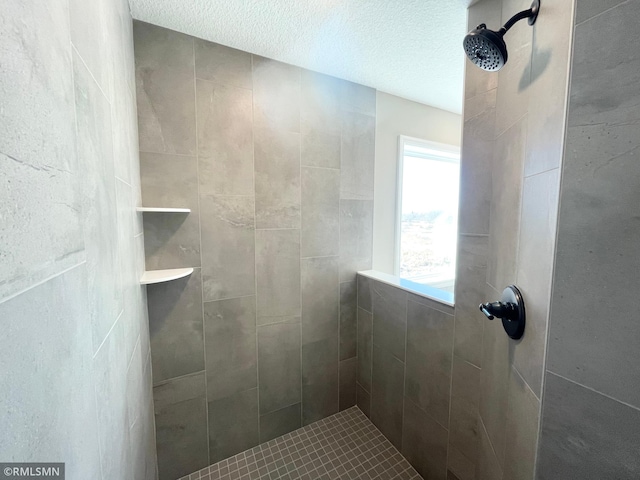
[134, 22, 375, 479]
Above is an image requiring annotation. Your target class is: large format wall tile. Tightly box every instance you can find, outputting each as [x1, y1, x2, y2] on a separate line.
[136, 24, 378, 470]
[404, 299, 454, 428]
[357, 307, 373, 393]
[300, 70, 342, 138]
[357, 384, 372, 418]
[525, 0, 573, 177]
[252, 56, 300, 133]
[117, 178, 143, 366]
[0, 0, 84, 299]
[514, 169, 559, 396]
[69, 0, 112, 96]
[575, 0, 625, 24]
[487, 117, 525, 290]
[341, 112, 375, 200]
[256, 229, 301, 319]
[339, 199, 374, 282]
[0, 266, 102, 479]
[5, 0, 152, 477]
[257, 321, 301, 415]
[458, 139, 494, 236]
[494, 0, 533, 136]
[200, 195, 256, 302]
[341, 81, 376, 117]
[301, 256, 339, 345]
[208, 388, 259, 463]
[402, 398, 448, 480]
[74, 51, 122, 352]
[93, 317, 131, 480]
[478, 287, 510, 466]
[372, 280, 408, 362]
[147, 269, 204, 384]
[568, 0, 640, 129]
[301, 130, 341, 170]
[503, 368, 540, 480]
[537, 372, 640, 479]
[547, 0, 640, 410]
[302, 336, 340, 424]
[357, 274, 373, 313]
[134, 21, 196, 155]
[339, 281, 357, 360]
[538, 1, 640, 475]
[197, 79, 254, 196]
[476, 418, 503, 480]
[454, 235, 488, 367]
[140, 152, 201, 270]
[254, 128, 301, 229]
[449, 356, 481, 475]
[371, 346, 405, 449]
[154, 373, 209, 480]
[301, 166, 340, 258]
[300, 72, 342, 167]
[339, 357, 357, 410]
[204, 296, 257, 401]
[260, 403, 302, 444]
[195, 39, 252, 89]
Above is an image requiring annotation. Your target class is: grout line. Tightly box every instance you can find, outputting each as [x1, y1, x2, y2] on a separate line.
[251, 52, 263, 443]
[574, 0, 632, 26]
[92, 309, 124, 359]
[0, 260, 86, 306]
[115, 174, 133, 189]
[70, 43, 111, 105]
[138, 149, 196, 158]
[260, 400, 303, 418]
[301, 164, 341, 172]
[191, 36, 211, 464]
[202, 293, 255, 305]
[194, 75, 254, 93]
[479, 415, 504, 476]
[535, 1, 578, 475]
[152, 369, 206, 388]
[298, 63, 305, 429]
[399, 293, 409, 452]
[523, 165, 560, 180]
[457, 233, 490, 238]
[546, 370, 640, 414]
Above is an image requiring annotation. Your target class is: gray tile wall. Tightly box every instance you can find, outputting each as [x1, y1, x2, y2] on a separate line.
[134, 22, 375, 479]
[0, 0, 156, 478]
[416, 0, 573, 480]
[357, 277, 454, 480]
[537, 0, 640, 477]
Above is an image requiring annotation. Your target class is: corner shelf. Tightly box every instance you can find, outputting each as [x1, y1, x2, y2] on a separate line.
[140, 268, 194, 285]
[137, 207, 191, 213]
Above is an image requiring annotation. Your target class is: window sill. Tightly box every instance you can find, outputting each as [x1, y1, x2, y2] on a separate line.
[358, 270, 455, 308]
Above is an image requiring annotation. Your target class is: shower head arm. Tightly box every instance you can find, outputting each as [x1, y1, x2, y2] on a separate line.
[499, 0, 540, 36]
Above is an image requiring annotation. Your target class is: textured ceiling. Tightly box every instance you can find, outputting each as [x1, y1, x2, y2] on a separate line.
[129, 0, 470, 113]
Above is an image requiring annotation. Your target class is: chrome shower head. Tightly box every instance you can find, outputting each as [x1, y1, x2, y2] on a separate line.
[463, 0, 540, 72]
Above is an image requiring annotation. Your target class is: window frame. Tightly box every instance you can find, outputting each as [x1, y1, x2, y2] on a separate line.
[394, 135, 461, 284]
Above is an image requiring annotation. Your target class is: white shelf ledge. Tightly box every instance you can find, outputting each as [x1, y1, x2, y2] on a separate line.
[137, 207, 191, 213]
[140, 268, 194, 285]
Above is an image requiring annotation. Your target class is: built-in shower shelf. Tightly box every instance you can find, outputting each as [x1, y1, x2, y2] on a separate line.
[140, 268, 194, 285]
[136, 207, 191, 213]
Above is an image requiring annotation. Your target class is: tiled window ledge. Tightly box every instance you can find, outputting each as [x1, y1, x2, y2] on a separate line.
[357, 270, 455, 307]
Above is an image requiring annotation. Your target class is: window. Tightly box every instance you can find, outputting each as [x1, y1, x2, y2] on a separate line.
[395, 136, 460, 295]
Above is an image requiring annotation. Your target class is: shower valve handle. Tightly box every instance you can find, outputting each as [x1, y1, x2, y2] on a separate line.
[479, 285, 526, 340]
[479, 301, 516, 321]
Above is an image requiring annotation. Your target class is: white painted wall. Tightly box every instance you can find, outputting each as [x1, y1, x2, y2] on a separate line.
[373, 91, 462, 274]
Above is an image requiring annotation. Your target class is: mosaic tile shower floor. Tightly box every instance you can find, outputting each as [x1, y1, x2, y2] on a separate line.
[179, 406, 422, 480]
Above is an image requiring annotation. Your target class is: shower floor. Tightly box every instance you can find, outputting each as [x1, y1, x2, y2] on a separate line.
[179, 406, 422, 480]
